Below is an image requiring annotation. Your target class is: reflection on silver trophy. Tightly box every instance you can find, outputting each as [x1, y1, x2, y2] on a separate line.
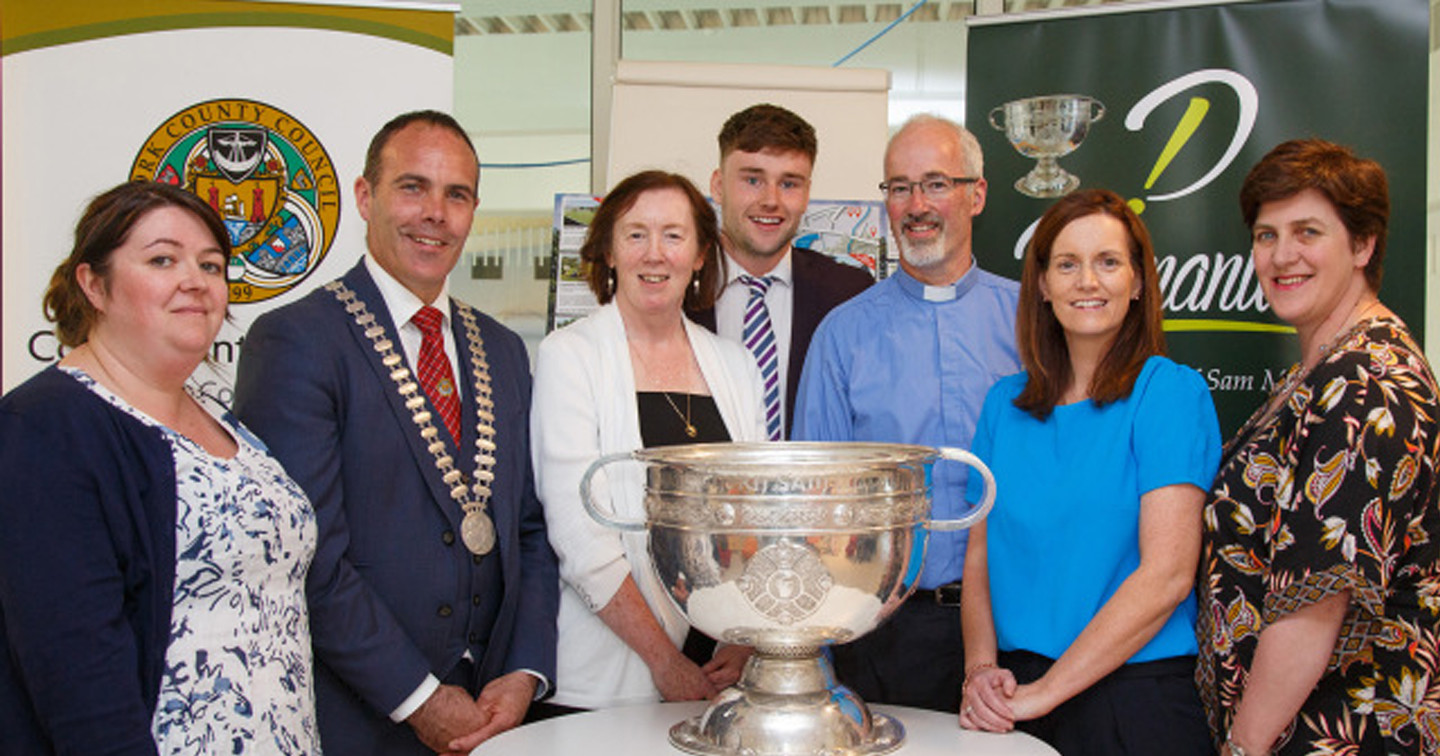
[989, 94, 1106, 198]
[582, 442, 995, 756]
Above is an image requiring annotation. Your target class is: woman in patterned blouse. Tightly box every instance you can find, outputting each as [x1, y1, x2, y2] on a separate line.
[0, 181, 320, 755]
[1197, 139, 1440, 755]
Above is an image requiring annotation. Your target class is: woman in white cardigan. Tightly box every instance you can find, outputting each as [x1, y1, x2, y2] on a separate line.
[531, 171, 766, 711]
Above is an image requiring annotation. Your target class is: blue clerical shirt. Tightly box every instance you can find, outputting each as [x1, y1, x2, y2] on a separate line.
[793, 265, 1020, 588]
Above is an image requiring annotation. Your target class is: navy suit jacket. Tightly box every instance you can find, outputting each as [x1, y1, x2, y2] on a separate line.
[689, 246, 873, 437]
[235, 260, 558, 755]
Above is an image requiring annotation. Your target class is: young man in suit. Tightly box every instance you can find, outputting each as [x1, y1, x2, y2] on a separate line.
[235, 110, 558, 755]
[689, 104, 873, 440]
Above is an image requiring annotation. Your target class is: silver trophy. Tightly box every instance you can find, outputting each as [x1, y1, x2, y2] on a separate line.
[989, 94, 1105, 198]
[581, 442, 995, 755]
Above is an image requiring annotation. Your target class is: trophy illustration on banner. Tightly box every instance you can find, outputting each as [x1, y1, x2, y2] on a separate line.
[989, 94, 1106, 198]
[582, 442, 995, 756]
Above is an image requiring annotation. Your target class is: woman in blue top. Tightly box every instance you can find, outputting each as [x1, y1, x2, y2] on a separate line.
[958, 189, 1220, 755]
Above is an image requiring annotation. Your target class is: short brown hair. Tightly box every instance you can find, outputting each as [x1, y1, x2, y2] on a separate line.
[44, 180, 232, 347]
[1014, 188, 1165, 420]
[1239, 138, 1388, 291]
[581, 171, 721, 311]
[717, 104, 817, 164]
[363, 110, 478, 190]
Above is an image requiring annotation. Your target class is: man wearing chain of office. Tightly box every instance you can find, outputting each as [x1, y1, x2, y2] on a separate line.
[236, 110, 558, 755]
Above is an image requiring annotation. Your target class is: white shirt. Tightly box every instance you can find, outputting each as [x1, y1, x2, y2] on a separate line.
[713, 248, 794, 436]
[364, 255, 463, 403]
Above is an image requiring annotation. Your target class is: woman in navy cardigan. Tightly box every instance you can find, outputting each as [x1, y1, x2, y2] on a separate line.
[0, 181, 320, 755]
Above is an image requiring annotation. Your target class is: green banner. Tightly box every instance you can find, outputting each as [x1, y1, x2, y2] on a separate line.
[966, 0, 1427, 434]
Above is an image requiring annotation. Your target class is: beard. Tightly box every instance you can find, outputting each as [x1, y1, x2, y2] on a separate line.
[896, 215, 948, 269]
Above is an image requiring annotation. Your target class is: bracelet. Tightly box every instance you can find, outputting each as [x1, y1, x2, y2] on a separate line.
[964, 662, 996, 678]
[1225, 732, 1258, 756]
[961, 662, 996, 693]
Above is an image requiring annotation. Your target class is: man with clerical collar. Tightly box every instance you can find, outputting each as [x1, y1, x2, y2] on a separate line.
[793, 114, 1021, 713]
[235, 110, 558, 755]
[688, 103, 872, 441]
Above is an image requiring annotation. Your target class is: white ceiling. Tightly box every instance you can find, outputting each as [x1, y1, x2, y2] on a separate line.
[456, 0, 1146, 35]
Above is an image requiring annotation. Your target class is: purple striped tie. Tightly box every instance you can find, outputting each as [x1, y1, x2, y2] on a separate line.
[740, 274, 782, 441]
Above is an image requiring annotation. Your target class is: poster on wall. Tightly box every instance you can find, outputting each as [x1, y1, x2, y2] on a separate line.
[547, 194, 887, 331]
[1, 0, 456, 395]
[965, 0, 1426, 434]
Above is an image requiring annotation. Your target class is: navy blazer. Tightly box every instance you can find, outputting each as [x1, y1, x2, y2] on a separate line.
[689, 246, 873, 437]
[0, 367, 176, 756]
[235, 261, 558, 755]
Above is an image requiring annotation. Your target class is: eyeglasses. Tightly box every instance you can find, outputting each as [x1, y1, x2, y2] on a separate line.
[878, 176, 980, 203]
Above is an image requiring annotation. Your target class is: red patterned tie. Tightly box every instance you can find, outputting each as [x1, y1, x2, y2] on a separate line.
[411, 305, 463, 446]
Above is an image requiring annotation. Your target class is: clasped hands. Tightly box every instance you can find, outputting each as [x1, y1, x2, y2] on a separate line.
[408, 671, 537, 755]
[957, 665, 1053, 733]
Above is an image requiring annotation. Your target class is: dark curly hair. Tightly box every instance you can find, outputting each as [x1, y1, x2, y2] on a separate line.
[43, 180, 232, 347]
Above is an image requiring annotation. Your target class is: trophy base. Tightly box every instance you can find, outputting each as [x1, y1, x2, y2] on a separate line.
[1015, 169, 1079, 199]
[666, 652, 905, 756]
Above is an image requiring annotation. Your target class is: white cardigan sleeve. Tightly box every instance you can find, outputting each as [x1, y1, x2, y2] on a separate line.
[530, 312, 636, 613]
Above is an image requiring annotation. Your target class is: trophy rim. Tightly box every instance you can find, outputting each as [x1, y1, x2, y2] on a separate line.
[998, 92, 1100, 109]
[629, 440, 940, 469]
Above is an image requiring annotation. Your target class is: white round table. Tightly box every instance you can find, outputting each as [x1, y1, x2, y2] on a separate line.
[479, 701, 1059, 754]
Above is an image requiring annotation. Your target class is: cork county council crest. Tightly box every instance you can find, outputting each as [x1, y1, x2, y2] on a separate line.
[130, 98, 341, 303]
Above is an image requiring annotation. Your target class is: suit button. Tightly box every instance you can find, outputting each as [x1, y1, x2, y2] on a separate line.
[437, 604, 453, 618]
[469, 631, 481, 644]
[472, 594, 482, 606]
[442, 531, 456, 546]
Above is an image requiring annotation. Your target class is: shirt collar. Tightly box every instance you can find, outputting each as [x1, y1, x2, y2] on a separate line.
[893, 263, 981, 303]
[724, 246, 793, 289]
[364, 255, 452, 328]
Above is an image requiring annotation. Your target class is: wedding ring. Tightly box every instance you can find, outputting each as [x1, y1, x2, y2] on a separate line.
[964, 705, 973, 715]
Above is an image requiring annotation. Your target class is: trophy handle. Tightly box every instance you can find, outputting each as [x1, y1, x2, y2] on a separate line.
[579, 451, 648, 532]
[1089, 99, 1106, 123]
[987, 106, 1006, 131]
[926, 447, 996, 532]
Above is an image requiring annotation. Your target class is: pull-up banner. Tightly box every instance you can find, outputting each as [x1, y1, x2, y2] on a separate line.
[2, 0, 456, 394]
[966, 0, 1426, 434]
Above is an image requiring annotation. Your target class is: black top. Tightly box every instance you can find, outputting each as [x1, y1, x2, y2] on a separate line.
[636, 392, 730, 447]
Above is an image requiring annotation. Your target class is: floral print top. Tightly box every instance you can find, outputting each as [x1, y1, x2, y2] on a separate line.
[1197, 318, 1440, 754]
[66, 368, 321, 755]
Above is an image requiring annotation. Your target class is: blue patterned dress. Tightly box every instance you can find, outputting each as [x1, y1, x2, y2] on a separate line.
[67, 369, 321, 755]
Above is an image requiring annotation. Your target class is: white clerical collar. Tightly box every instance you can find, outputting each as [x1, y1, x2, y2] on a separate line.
[364, 255, 453, 327]
[724, 246, 794, 288]
[922, 284, 957, 302]
[896, 265, 979, 303]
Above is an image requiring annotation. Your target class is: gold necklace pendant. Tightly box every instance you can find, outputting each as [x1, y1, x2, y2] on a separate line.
[664, 392, 697, 438]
